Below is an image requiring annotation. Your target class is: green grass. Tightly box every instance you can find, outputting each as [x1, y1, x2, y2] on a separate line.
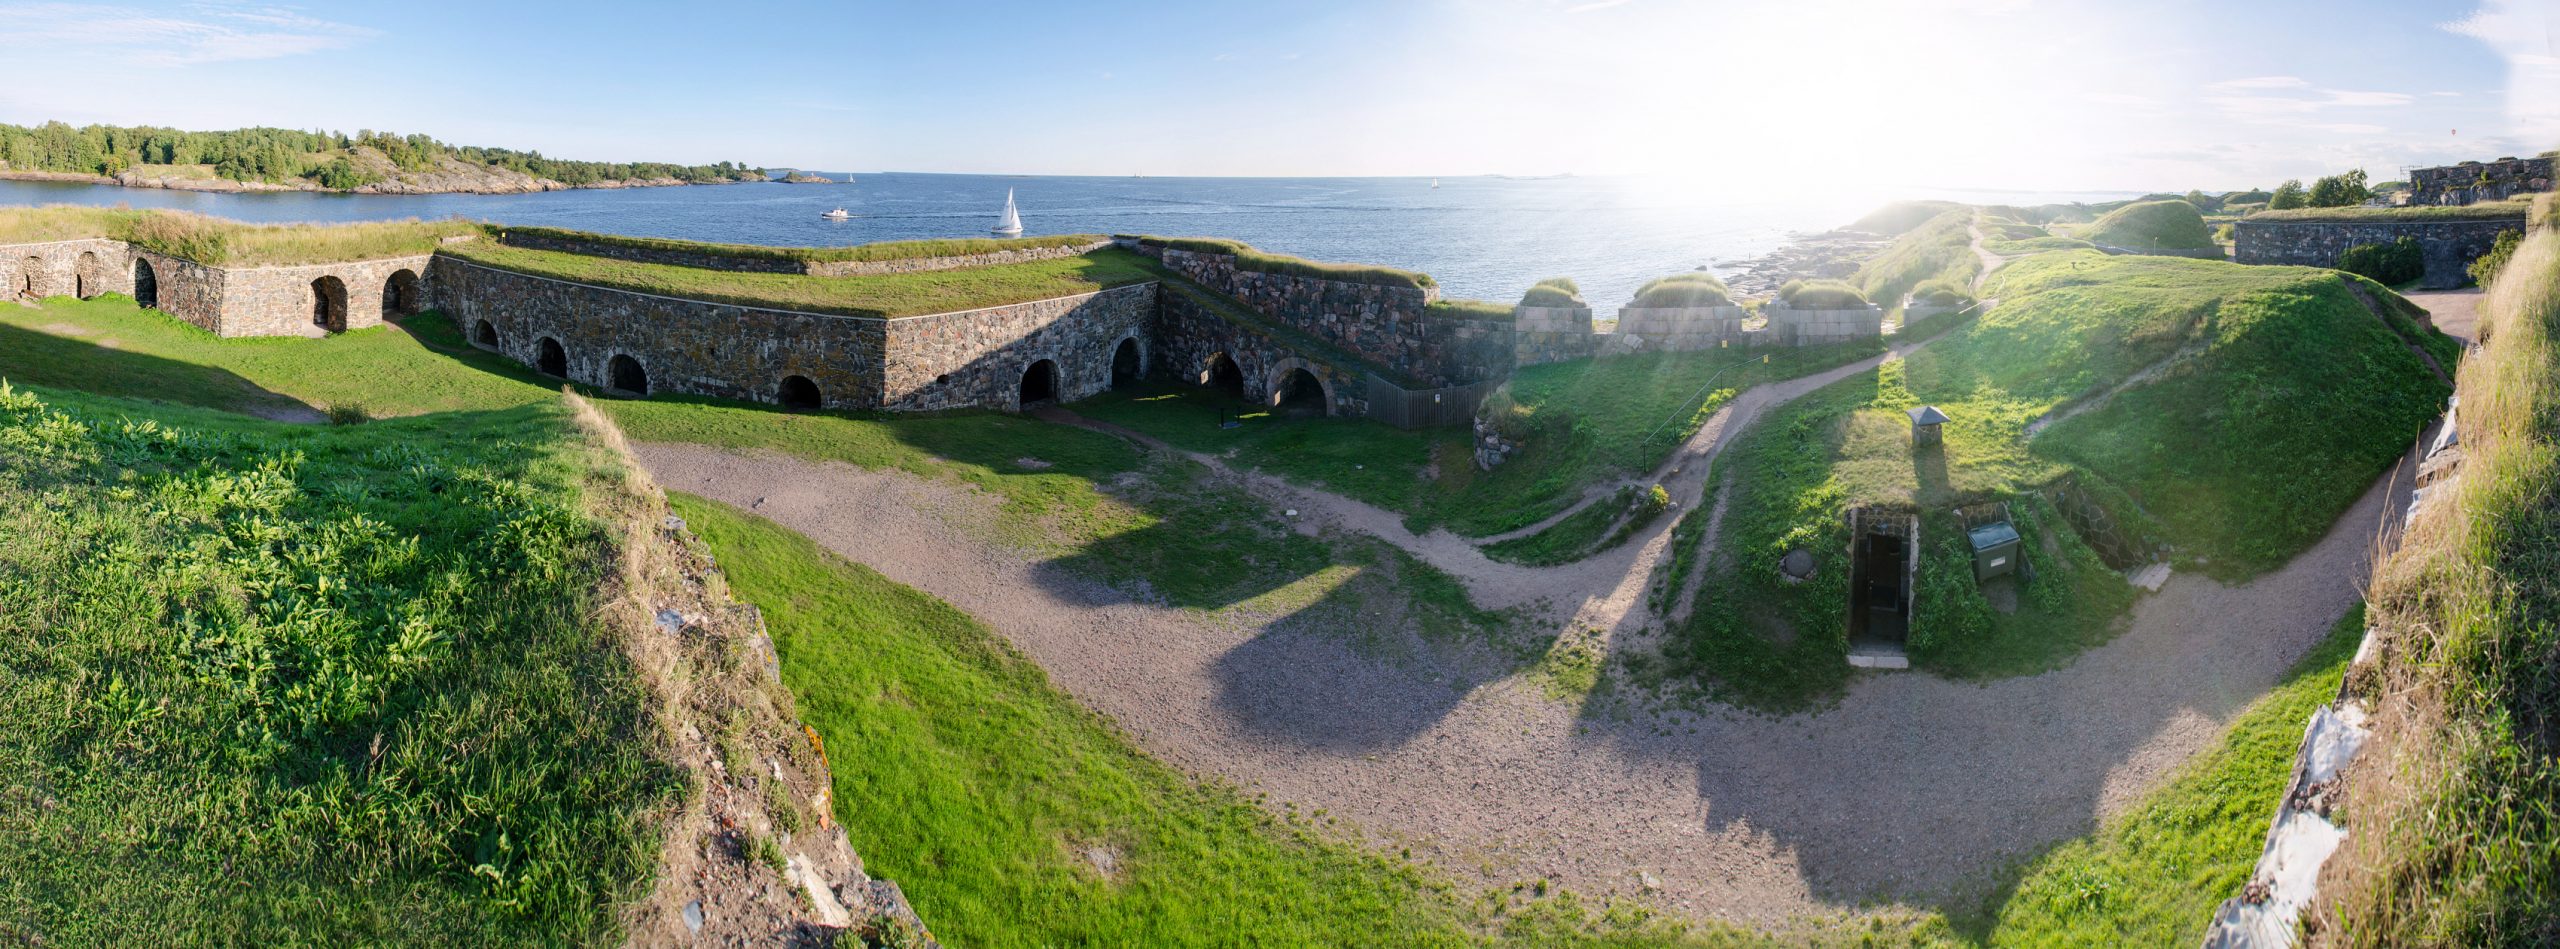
[1629, 272, 1735, 308]
[0, 206, 481, 266]
[1849, 200, 1968, 236]
[2081, 201, 2217, 251]
[1075, 383, 1459, 516]
[2246, 200, 2532, 223]
[0, 382, 677, 945]
[1126, 235, 1436, 291]
[440, 242, 1164, 318]
[1854, 210, 1979, 307]
[500, 226, 1106, 264]
[0, 295, 555, 419]
[1982, 236, 2092, 255]
[1968, 607, 2363, 945]
[1520, 277, 1586, 308]
[1426, 297, 1518, 322]
[1481, 484, 1669, 566]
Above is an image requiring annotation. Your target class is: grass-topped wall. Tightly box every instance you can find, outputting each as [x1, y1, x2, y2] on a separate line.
[499, 225, 1109, 271]
[1122, 235, 1436, 291]
[0, 205, 480, 267]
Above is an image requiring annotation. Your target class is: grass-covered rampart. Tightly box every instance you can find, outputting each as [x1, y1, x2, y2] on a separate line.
[440, 241, 1164, 318]
[2080, 200, 2218, 251]
[1123, 234, 1437, 291]
[500, 225, 1107, 264]
[0, 205, 481, 266]
[2315, 211, 2560, 944]
[1854, 209, 1979, 307]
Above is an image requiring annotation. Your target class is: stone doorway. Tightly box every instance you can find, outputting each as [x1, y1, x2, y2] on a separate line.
[474, 319, 499, 348]
[1273, 367, 1328, 417]
[1111, 338, 1141, 389]
[1204, 352, 1244, 398]
[132, 257, 157, 308]
[310, 276, 349, 333]
[778, 375, 822, 410]
[536, 337, 568, 377]
[1019, 359, 1059, 408]
[75, 252, 101, 299]
[608, 354, 650, 395]
[383, 269, 421, 318]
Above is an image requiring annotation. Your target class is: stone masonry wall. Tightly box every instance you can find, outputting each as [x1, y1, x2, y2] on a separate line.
[217, 256, 436, 338]
[1614, 305, 1750, 351]
[135, 250, 226, 332]
[432, 256, 889, 409]
[1154, 247, 1475, 385]
[1, 238, 137, 302]
[1154, 287, 1369, 418]
[502, 229, 1109, 278]
[881, 283, 1156, 411]
[2234, 217, 2526, 289]
[1766, 303, 1885, 346]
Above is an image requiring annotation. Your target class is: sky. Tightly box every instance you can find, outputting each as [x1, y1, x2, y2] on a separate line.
[0, 0, 2553, 192]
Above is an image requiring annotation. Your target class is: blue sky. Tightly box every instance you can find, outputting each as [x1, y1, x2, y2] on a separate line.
[2, 0, 2551, 191]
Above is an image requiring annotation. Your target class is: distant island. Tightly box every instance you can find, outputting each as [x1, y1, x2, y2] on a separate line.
[0, 121, 774, 195]
[778, 171, 838, 184]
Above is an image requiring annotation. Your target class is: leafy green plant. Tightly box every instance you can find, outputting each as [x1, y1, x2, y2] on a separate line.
[2337, 237, 2425, 285]
[2469, 228, 2523, 286]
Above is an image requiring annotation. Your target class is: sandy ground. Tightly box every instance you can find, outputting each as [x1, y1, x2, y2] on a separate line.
[2404, 288, 2485, 343]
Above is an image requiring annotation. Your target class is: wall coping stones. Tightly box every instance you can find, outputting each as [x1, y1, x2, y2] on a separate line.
[442, 255, 1156, 324]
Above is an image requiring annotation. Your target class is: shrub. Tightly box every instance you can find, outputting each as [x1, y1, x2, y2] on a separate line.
[1629, 272, 1733, 308]
[2083, 200, 2218, 250]
[2268, 179, 2308, 210]
[2337, 237, 2425, 285]
[1519, 277, 1586, 308]
[2469, 228, 2523, 286]
[324, 402, 372, 425]
[1779, 279, 1869, 308]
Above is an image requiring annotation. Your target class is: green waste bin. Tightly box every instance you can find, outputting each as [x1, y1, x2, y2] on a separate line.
[1968, 521, 2022, 581]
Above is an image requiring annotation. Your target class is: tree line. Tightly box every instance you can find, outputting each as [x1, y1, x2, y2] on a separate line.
[0, 121, 766, 191]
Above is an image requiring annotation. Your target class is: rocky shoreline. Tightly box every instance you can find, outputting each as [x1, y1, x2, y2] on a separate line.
[1710, 228, 1892, 298]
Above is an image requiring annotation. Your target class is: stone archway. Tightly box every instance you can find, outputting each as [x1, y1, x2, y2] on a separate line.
[132, 257, 158, 308]
[382, 269, 421, 318]
[1268, 358, 1331, 417]
[473, 319, 499, 348]
[778, 375, 822, 410]
[1203, 352, 1245, 398]
[18, 256, 43, 300]
[310, 275, 349, 333]
[1019, 358, 1060, 409]
[74, 251, 101, 299]
[608, 354, 649, 395]
[1111, 337, 1143, 389]
[536, 337, 568, 377]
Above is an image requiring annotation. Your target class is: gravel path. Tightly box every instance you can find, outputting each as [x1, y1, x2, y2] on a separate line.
[633, 431, 2410, 925]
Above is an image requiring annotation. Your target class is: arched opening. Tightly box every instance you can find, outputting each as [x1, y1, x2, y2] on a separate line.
[1273, 367, 1329, 417]
[74, 251, 100, 299]
[778, 375, 822, 410]
[1204, 352, 1244, 398]
[536, 337, 567, 377]
[131, 257, 157, 308]
[1111, 338, 1142, 389]
[19, 257, 42, 300]
[310, 276, 348, 333]
[473, 319, 498, 348]
[1018, 359, 1059, 408]
[608, 354, 649, 395]
[382, 269, 421, 318]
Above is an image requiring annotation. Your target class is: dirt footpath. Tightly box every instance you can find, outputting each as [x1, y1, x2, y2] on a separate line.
[634, 438, 2411, 926]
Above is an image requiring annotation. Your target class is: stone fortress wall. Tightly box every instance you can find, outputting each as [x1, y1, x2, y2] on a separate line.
[501, 228, 1112, 277]
[1, 236, 433, 337]
[2232, 216, 2524, 290]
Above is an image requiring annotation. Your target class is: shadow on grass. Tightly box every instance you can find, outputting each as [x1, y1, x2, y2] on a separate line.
[0, 318, 322, 419]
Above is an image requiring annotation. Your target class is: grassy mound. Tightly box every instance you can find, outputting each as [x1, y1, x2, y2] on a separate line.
[0, 205, 480, 266]
[2319, 218, 2560, 943]
[1628, 271, 1734, 308]
[1654, 251, 2448, 708]
[1780, 279, 1872, 309]
[1854, 209, 1979, 307]
[2080, 200, 2217, 251]
[0, 383, 676, 943]
[1519, 277, 1586, 308]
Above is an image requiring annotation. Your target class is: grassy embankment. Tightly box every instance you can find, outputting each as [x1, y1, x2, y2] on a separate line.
[1853, 209, 1980, 311]
[439, 241, 1164, 319]
[0, 205, 478, 266]
[2244, 198, 2534, 223]
[2079, 200, 2219, 251]
[499, 226, 1108, 263]
[0, 379, 674, 942]
[2312, 196, 2560, 944]
[0, 290, 1927, 946]
[1652, 251, 2449, 709]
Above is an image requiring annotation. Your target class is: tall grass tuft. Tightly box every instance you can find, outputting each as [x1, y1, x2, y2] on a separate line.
[1628, 271, 1733, 308]
[1519, 277, 1586, 308]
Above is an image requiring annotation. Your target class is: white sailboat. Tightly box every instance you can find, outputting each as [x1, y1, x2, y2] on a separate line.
[990, 188, 1024, 237]
[1431, 178, 1440, 189]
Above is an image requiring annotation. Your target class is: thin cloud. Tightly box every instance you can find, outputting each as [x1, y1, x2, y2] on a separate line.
[2442, 0, 2560, 142]
[2213, 76, 2311, 90]
[4, 2, 376, 66]
[2206, 75, 2414, 117]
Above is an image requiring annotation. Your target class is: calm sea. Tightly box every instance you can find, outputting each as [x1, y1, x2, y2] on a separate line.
[0, 174, 2135, 311]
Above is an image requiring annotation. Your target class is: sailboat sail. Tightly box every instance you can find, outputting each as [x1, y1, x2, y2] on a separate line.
[992, 188, 1023, 235]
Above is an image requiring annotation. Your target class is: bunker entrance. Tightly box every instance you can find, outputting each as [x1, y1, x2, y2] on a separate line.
[132, 258, 157, 308]
[1204, 353, 1244, 398]
[536, 337, 567, 377]
[1273, 367, 1327, 417]
[608, 354, 649, 395]
[310, 276, 348, 333]
[1019, 359, 1059, 408]
[779, 374, 822, 410]
[383, 269, 421, 318]
[1845, 507, 1917, 670]
[1112, 338, 1141, 389]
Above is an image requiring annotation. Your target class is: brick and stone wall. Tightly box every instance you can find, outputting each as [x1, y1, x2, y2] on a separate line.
[1614, 305, 1750, 351]
[1512, 305, 1600, 366]
[432, 256, 889, 409]
[1766, 302, 1884, 345]
[502, 228, 1110, 278]
[136, 250, 226, 332]
[1152, 247, 1473, 385]
[2410, 157, 2553, 206]
[2233, 217, 2525, 289]
[881, 283, 1157, 411]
